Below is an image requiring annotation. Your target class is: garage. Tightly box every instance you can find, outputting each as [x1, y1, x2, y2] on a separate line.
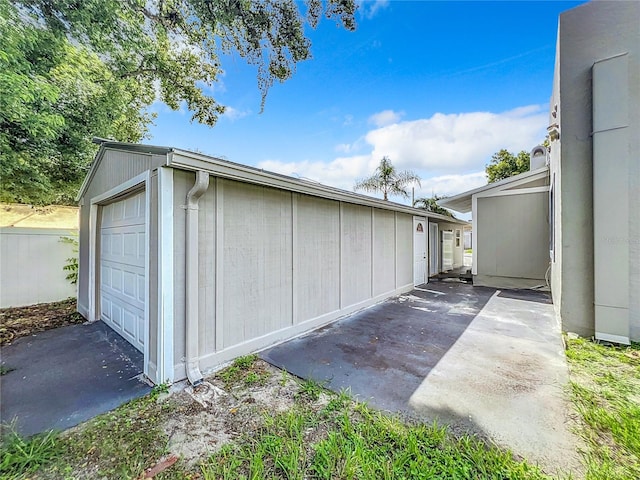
[76, 141, 466, 385]
[99, 190, 146, 352]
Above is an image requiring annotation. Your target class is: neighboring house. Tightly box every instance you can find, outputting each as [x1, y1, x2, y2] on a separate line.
[441, 0, 640, 345]
[0, 204, 78, 307]
[76, 141, 466, 385]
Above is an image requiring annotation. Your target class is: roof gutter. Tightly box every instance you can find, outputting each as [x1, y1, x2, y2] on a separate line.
[184, 170, 209, 386]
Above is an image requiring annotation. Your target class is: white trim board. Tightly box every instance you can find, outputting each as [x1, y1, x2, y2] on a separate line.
[88, 171, 151, 379]
[157, 167, 175, 384]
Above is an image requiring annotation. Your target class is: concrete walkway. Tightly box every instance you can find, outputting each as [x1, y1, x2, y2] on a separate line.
[1, 321, 151, 437]
[261, 282, 582, 476]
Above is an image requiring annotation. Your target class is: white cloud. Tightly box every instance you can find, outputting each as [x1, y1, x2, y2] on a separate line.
[357, 0, 390, 19]
[223, 106, 250, 121]
[256, 105, 547, 201]
[368, 109, 404, 127]
[258, 155, 375, 192]
[335, 143, 353, 153]
[366, 105, 547, 173]
[416, 172, 487, 199]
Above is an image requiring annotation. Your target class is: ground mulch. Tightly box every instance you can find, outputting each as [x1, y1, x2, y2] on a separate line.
[0, 298, 85, 346]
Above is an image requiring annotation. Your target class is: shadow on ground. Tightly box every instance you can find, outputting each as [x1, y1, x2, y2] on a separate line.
[261, 281, 494, 413]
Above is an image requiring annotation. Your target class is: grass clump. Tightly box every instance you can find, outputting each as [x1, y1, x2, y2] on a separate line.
[219, 354, 271, 388]
[565, 337, 640, 480]
[201, 392, 550, 480]
[10, 388, 185, 479]
[0, 429, 62, 478]
[295, 378, 324, 402]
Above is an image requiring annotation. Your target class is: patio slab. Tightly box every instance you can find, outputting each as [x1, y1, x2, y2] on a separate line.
[1, 321, 151, 437]
[261, 281, 582, 476]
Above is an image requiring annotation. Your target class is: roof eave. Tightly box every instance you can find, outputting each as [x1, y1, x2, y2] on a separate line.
[437, 166, 550, 213]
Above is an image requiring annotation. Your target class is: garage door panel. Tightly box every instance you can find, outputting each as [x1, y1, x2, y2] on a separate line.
[101, 229, 145, 267]
[101, 262, 144, 306]
[100, 190, 146, 353]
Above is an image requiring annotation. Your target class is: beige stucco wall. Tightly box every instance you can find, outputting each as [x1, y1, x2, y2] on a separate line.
[549, 0, 639, 339]
[474, 193, 549, 289]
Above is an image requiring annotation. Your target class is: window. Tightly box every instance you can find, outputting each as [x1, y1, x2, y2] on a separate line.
[416, 222, 424, 232]
[455, 229, 461, 247]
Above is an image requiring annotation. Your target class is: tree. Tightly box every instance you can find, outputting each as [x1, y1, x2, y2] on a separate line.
[15, 0, 357, 123]
[2, 0, 357, 204]
[413, 196, 455, 218]
[485, 149, 530, 183]
[0, 0, 151, 204]
[354, 157, 421, 201]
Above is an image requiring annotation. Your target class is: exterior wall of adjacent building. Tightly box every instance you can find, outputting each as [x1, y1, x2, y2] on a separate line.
[474, 192, 550, 289]
[170, 170, 418, 379]
[549, 0, 639, 341]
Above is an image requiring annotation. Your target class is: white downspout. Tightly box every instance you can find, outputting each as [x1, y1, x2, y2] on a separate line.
[185, 170, 209, 385]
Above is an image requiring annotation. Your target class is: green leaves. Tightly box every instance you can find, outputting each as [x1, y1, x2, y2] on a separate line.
[3, 0, 357, 205]
[354, 156, 421, 201]
[413, 196, 455, 218]
[0, 0, 150, 204]
[485, 149, 531, 183]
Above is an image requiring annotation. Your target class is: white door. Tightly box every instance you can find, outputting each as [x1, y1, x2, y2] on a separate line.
[442, 230, 454, 271]
[429, 223, 439, 276]
[413, 218, 427, 286]
[99, 190, 146, 352]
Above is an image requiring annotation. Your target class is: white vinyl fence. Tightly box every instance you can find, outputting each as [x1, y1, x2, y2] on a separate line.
[0, 227, 78, 308]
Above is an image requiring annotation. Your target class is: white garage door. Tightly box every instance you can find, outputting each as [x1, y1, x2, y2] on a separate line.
[100, 190, 146, 352]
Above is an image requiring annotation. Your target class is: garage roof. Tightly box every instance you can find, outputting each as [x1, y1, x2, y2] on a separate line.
[80, 141, 467, 224]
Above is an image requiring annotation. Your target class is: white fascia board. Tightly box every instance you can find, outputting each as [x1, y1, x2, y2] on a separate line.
[475, 186, 550, 199]
[438, 167, 550, 213]
[167, 150, 466, 223]
[76, 147, 107, 202]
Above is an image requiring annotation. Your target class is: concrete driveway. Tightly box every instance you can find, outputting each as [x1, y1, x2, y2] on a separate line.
[261, 282, 582, 476]
[1, 321, 151, 437]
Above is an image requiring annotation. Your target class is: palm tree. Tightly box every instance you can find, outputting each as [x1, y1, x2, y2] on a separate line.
[413, 195, 455, 218]
[354, 156, 421, 201]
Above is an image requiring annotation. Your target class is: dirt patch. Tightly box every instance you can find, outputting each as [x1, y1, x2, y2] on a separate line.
[162, 361, 324, 466]
[0, 298, 85, 346]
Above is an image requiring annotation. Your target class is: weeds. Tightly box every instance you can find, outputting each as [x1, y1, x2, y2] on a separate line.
[295, 378, 324, 402]
[0, 429, 61, 477]
[201, 396, 549, 480]
[218, 354, 271, 388]
[566, 337, 640, 480]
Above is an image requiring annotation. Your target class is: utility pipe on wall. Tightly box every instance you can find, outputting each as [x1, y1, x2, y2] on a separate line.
[185, 170, 209, 385]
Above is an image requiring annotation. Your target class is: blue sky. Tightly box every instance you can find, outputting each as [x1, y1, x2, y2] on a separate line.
[148, 0, 585, 209]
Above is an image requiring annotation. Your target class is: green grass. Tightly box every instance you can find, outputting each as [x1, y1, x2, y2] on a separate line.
[565, 337, 640, 480]
[201, 394, 551, 480]
[0, 429, 62, 478]
[1, 386, 186, 480]
[219, 354, 271, 388]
